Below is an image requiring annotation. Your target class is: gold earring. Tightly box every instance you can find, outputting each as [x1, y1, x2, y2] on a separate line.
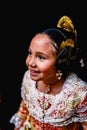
[56, 70, 63, 80]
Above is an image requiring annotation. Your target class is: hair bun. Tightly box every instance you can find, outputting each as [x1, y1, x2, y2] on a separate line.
[57, 16, 76, 35]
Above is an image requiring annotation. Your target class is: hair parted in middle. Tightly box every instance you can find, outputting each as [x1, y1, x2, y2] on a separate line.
[41, 16, 80, 77]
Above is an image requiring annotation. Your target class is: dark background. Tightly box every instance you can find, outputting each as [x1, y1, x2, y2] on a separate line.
[0, 1, 87, 130]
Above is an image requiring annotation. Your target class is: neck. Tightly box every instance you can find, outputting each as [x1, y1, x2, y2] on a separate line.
[36, 78, 64, 94]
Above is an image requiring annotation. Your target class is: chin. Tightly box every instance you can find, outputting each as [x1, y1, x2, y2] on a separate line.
[30, 75, 39, 81]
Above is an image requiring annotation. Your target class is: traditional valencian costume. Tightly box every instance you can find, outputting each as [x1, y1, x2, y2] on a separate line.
[10, 70, 87, 130]
[10, 16, 87, 130]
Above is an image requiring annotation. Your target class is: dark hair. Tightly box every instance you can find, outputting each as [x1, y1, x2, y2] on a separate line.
[41, 16, 87, 81]
[42, 28, 78, 76]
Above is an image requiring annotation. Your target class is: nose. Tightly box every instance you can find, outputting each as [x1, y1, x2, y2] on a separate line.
[29, 58, 36, 67]
[26, 56, 36, 67]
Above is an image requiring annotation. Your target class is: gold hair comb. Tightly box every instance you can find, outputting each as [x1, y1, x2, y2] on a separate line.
[57, 16, 76, 35]
[60, 38, 75, 49]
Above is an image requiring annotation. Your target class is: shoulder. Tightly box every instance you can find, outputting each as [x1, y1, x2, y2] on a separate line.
[21, 70, 36, 104]
[22, 70, 31, 83]
[67, 73, 87, 86]
[66, 73, 87, 97]
[65, 73, 87, 109]
[23, 70, 30, 78]
[65, 73, 87, 96]
[21, 69, 35, 88]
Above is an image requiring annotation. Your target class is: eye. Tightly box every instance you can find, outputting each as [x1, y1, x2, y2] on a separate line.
[38, 55, 46, 60]
[28, 50, 32, 56]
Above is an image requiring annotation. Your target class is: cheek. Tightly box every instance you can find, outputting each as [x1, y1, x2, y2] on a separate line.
[39, 61, 56, 73]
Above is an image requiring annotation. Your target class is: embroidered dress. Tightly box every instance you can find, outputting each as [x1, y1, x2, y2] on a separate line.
[10, 70, 87, 130]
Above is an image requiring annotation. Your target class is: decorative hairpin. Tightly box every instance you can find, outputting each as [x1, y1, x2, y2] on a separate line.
[57, 15, 77, 43]
[80, 58, 85, 67]
[60, 38, 75, 49]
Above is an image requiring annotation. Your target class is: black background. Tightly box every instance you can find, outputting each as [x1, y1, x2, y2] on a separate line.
[0, 1, 87, 130]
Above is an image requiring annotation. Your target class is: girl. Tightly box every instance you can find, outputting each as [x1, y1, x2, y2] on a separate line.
[10, 15, 87, 130]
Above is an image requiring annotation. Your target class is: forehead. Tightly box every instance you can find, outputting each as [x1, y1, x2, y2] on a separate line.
[31, 33, 50, 43]
[29, 34, 56, 54]
[30, 34, 51, 48]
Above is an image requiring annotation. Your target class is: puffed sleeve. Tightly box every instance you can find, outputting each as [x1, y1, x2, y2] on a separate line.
[75, 79, 87, 129]
[10, 70, 30, 129]
[10, 99, 29, 129]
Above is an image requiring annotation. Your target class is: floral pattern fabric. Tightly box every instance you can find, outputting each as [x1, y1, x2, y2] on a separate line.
[10, 70, 87, 130]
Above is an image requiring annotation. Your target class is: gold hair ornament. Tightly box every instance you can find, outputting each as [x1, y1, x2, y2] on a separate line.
[60, 38, 75, 49]
[57, 15, 77, 42]
[57, 16, 75, 34]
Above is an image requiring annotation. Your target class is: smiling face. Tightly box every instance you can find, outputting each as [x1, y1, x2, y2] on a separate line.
[26, 34, 57, 83]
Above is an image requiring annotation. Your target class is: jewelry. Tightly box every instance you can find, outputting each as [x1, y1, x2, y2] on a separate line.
[56, 70, 63, 80]
[24, 119, 31, 130]
[47, 85, 51, 93]
[80, 58, 85, 67]
[36, 82, 51, 94]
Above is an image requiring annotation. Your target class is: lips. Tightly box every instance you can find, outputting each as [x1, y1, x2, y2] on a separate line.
[30, 69, 40, 76]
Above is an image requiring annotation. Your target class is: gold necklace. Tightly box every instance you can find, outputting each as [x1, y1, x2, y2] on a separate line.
[47, 85, 51, 93]
[36, 82, 51, 93]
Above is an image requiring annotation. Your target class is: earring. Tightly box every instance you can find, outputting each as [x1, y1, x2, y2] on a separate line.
[80, 58, 85, 67]
[56, 70, 63, 80]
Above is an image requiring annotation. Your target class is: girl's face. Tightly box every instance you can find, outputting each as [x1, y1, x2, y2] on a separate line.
[26, 34, 57, 83]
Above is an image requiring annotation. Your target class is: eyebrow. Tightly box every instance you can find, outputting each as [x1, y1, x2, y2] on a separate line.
[28, 48, 49, 57]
